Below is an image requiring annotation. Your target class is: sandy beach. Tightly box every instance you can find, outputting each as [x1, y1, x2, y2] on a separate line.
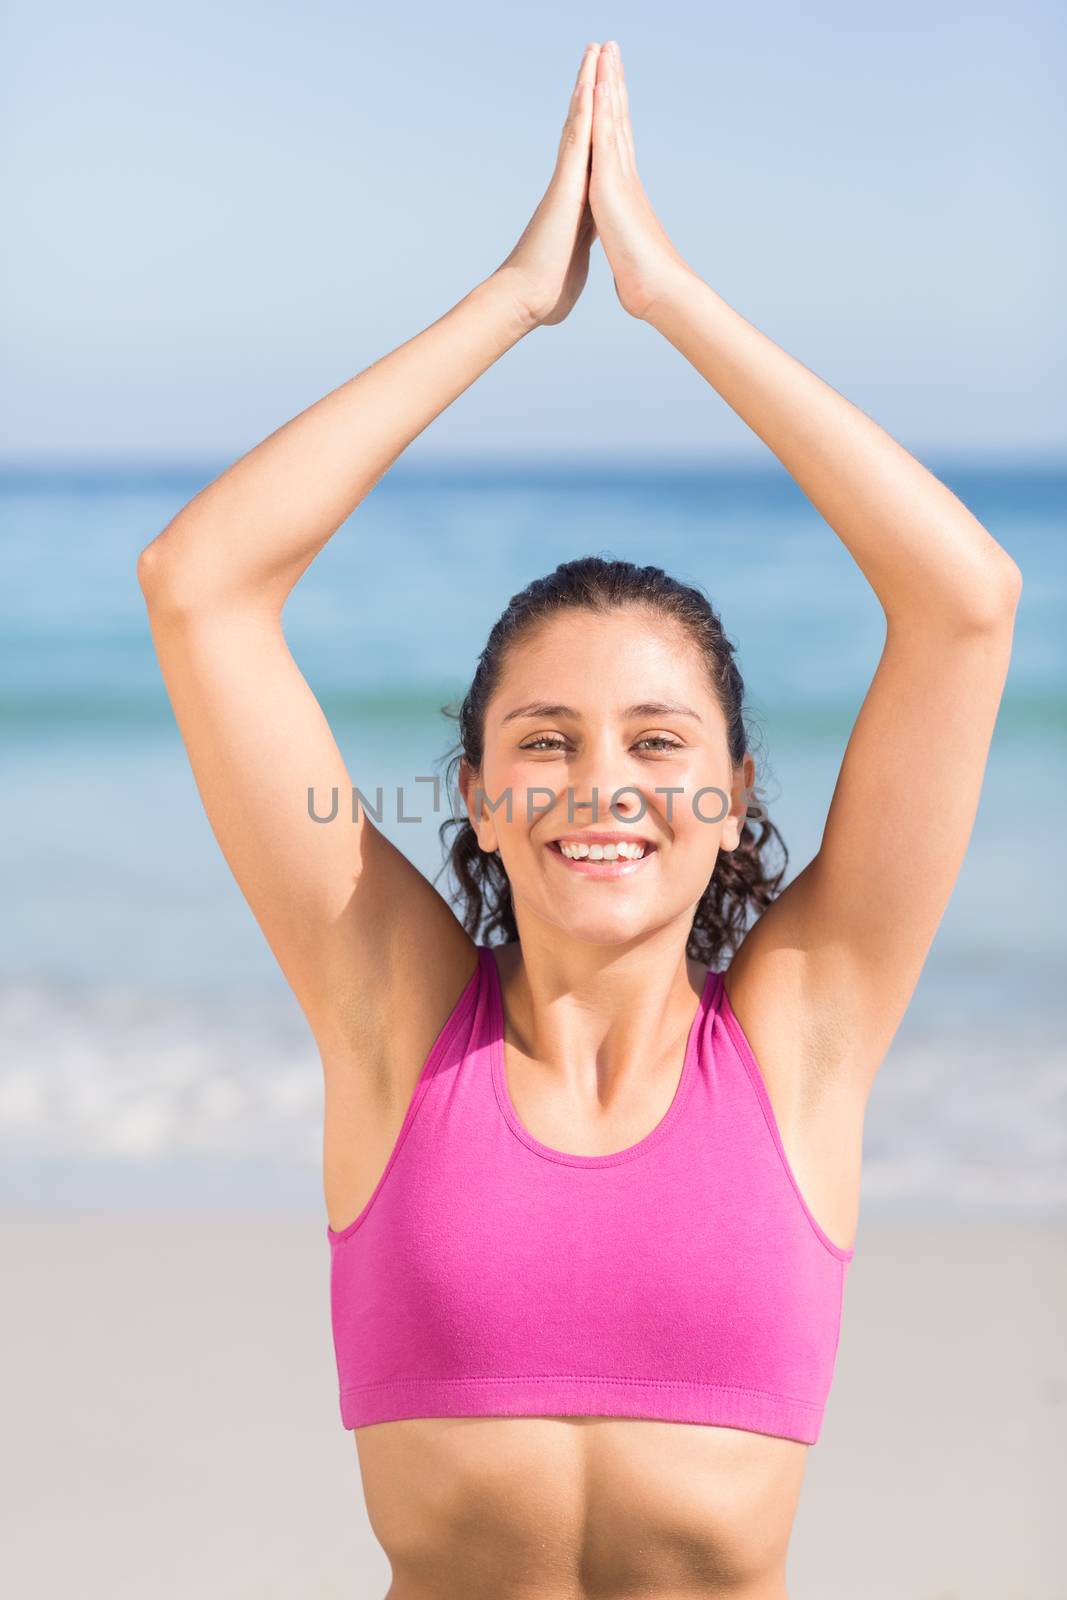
[2, 1212, 1063, 1598]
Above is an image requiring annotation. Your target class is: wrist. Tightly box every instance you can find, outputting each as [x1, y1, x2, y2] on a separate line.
[478, 268, 544, 339]
[639, 262, 705, 327]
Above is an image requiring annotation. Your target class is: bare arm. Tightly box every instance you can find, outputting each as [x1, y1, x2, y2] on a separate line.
[137, 43, 605, 1092]
[641, 268, 1021, 1076]
[137, 273, 530, 1071]
[138, 272, 535, 615]
[589, 41, 1022, 1097]
[643, 275, 1020, 634]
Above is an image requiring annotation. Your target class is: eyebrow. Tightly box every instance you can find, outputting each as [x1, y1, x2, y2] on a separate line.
[499, 700, 704, 726]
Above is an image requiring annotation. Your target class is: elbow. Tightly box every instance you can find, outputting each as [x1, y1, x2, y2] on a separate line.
[135, 533, 210, 619]
[999, 554, 1024, 609]
[891, 554, 1022, 640]
[942, 552, 1023, 635]
[136, 528, 239, 618]
[136, 535, 187, 614]
[136, 537, 166, 601]
[970, 554, 1023, 630]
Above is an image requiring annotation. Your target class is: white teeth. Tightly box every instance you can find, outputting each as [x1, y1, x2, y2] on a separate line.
[557, 840, 648, 861]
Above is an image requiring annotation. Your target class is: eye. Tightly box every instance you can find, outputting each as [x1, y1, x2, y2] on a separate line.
[519, 734, 684, 754]
[634, 736, 684, 754]
[520, 734, 569, 752]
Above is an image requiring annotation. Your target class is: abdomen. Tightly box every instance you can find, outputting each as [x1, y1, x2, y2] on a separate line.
[354, 1413, 807, 1599]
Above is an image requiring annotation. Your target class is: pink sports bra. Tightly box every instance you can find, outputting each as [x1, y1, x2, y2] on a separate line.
[326, 943, 854, 1446]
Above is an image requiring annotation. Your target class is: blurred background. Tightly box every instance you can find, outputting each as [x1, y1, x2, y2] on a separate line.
[2, 0, 1063, 1222]
[1, 3, 1064, 1596]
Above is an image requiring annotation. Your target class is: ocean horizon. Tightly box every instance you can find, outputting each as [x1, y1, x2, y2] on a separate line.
[2, 455, 1064, 1221]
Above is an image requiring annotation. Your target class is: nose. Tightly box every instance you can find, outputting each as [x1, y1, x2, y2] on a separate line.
[562, 752, 649, 832]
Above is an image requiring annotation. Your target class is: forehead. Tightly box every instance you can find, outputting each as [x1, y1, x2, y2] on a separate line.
[491, 608, 715, 713]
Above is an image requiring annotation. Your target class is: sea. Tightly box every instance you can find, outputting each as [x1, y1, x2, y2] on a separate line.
[1, 457, 1064, 1222]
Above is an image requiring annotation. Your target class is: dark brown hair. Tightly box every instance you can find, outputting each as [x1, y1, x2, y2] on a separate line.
[434, 555, 787, 969]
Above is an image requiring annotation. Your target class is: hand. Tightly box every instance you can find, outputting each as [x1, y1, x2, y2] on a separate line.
[494, 44, 601, 330]
[589, 40, 694, 320]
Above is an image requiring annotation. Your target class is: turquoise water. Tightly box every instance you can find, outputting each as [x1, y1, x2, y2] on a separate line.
[1, 459, 1064, 1216]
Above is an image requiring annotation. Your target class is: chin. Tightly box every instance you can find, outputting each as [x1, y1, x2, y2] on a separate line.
[538, 908, 666, 950]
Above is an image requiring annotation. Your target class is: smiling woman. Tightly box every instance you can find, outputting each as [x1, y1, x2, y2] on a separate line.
[438, 569, 784, 969]
[136, 35, 1020, 1600]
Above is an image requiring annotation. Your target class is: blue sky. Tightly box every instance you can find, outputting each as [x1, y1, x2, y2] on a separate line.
[2, 0, 1063, 463]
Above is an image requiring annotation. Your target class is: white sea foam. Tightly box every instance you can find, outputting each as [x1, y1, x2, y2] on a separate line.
[2, 977, 1064, 1220]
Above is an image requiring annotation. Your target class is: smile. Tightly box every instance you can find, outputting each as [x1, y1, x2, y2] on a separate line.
[545, 838, 657, 877]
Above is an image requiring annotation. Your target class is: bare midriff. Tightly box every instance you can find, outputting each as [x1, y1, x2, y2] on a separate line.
[352, 1412, 808, 1599]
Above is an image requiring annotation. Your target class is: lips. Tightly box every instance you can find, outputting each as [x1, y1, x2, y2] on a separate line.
[545, 838, 657, 877]
[548, 833, 657, 851]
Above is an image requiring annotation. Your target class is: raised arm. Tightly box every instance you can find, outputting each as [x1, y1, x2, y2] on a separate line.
[136, 44, 603, 1089]
[589, 41, 1022, 1100]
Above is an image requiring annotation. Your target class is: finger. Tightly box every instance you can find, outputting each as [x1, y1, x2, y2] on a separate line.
[578, 45, 601, 171]
[605, 41, 631, 176]
[592, 44, 618, 168]
[576, 41, 600, 138]
[611, 42, 638, 170]
[557, 43, 598, 169]
[570, 44, 599, 122]
[574, 40, 598, 91]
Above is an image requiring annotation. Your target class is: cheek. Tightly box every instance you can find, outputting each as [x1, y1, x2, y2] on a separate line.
[480, 758, 540, 838]
[672, 785, 733, 859]
[651, 763, 728, 833]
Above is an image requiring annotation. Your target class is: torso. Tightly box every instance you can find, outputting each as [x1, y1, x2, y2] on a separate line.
[323, 941, 867, 1600]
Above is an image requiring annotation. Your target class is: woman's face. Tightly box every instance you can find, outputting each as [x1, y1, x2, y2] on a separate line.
[465, 607, 755, 951]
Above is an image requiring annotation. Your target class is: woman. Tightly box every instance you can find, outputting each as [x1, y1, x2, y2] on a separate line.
[138, 39, 1021, 1600]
